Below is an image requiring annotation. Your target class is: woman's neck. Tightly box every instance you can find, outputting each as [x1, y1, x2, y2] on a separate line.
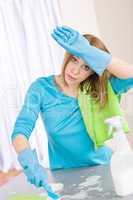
[54, 74, 79, 97]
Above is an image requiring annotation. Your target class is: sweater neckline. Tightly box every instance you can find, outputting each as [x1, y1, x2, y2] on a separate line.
[51, 74, 77, 101]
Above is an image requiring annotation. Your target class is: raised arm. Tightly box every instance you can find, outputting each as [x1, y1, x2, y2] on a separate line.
[51, 26, 133, 79]
[107, 57, 133, 79]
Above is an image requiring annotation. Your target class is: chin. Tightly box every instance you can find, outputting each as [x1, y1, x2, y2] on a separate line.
[65, 79, 72, 85]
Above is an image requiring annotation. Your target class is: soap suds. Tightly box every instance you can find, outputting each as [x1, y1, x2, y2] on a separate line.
[61, 190, 88, 199]
[78, 175, 101, 187]
[50, 183, 64, 192]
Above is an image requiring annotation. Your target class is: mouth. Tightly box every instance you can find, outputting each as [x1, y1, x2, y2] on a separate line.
[67, 74, 77, 80]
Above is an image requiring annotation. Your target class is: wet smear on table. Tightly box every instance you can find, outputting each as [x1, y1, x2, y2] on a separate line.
[58, 175, 103, 199]
[78, 175, 101, 188]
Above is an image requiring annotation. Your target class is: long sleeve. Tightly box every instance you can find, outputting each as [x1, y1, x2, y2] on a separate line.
[11, 79, 43, 142]
[110, 75, 133, 94]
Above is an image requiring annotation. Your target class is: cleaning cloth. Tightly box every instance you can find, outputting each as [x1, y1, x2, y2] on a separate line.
[78, 80, 130, 149]
[7, 194, 48, 200]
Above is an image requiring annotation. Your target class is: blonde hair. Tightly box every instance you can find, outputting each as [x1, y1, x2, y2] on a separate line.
[60, 34, 112, 109]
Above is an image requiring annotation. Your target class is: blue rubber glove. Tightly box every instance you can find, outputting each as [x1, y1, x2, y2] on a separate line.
[51, 25, 112, 75]
[18, 148, 50, 189]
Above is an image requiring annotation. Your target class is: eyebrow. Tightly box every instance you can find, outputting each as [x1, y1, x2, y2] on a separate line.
[72, 56, 80, 61]
[72, 55, 77, 59]
[72, 55, 90, 68]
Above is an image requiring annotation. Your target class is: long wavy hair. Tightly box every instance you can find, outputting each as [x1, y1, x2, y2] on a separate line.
[60, 34, 112, 109]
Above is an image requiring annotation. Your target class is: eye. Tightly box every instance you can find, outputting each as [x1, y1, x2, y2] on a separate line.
[71, 57, 78, 63]
[82, 65, 90, 71]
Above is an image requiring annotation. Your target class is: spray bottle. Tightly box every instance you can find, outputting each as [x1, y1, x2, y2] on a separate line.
[105, 116, 133, 197]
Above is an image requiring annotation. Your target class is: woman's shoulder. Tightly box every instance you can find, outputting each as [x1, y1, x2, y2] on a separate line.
[36, 74, 53, 83]
[26, 75, 54, 95]
[31, 74, 54, 88]
[109, 75, 133, 94]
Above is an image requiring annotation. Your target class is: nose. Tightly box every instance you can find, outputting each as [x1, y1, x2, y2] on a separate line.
[71, 65, 81, 75]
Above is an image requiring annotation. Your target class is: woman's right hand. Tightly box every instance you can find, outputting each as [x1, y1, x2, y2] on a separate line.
[18, 148, 48, 188]
[51, 25, 112, 76]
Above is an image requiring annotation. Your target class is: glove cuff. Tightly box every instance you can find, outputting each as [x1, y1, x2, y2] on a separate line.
[82, 45, 112, 76]
[18, 148, 38, 169]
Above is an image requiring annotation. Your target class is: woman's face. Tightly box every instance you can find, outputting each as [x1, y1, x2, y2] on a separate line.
[64, 55, 94, 87]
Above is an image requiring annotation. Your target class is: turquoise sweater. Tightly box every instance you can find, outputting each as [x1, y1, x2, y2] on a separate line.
[11, 75, 133, 169]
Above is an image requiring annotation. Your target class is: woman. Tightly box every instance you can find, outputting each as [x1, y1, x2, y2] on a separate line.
[11, 26, 133, 190]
